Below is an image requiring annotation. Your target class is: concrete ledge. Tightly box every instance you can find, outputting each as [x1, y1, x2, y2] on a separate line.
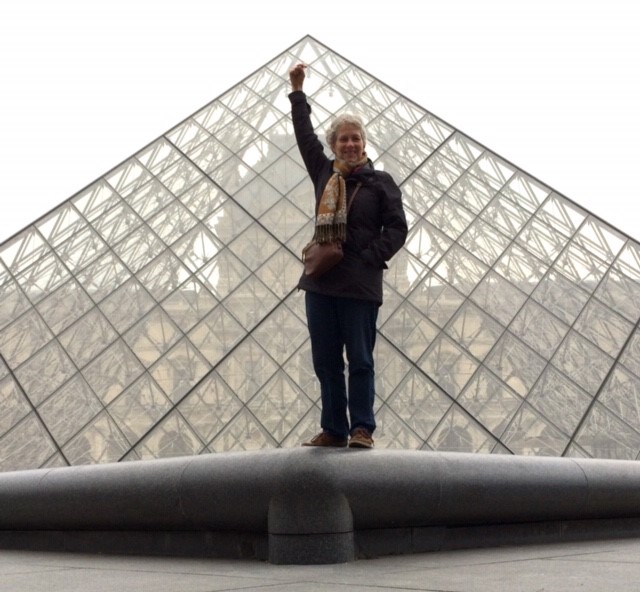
[1, 448, 640, 563]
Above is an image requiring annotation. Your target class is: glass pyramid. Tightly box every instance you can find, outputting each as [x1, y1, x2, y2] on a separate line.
[2, 36, 640, 472]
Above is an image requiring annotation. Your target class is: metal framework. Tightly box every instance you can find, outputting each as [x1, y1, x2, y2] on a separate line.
[2, 36, 640, 471]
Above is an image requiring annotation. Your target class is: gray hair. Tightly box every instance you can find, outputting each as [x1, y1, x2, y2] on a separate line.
[325, 113, 367, 149]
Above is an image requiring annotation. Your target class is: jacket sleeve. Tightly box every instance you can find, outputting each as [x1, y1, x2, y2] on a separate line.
[361, 173, 408, 269]
[288, 91, 329, 187]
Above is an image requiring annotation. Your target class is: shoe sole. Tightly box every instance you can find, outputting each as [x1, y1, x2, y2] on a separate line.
[348, 441, 373, 449]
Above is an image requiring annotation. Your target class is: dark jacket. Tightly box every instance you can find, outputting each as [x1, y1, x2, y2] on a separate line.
[290, 91, 408, 305]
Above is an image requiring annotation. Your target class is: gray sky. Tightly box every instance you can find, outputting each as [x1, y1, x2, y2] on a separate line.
[1, 0, 638, 244]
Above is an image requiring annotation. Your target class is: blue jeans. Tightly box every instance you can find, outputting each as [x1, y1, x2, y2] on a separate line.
[305, 291, 379, 439]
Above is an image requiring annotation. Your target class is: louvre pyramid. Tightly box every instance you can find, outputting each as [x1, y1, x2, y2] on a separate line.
[2, 36, 640, 472]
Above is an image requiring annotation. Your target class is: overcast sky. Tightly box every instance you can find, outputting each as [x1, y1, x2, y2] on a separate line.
[1, 0, 638, 244]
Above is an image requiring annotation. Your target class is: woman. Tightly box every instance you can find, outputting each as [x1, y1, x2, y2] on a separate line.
[289, 63, 408, 448]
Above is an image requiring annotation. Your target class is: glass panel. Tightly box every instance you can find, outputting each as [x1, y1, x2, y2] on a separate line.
[437, 133, 483, 168]
[252, 304, 308, 366]
[178, 371, 243, 445]
[187, 305, 245, 366]
[419, 333, 479, 397]
[167, 118, 211, 153]
[123, 307, 182, 367]
[509, 299, 569, 359]
[425, 195, 475, 240]
[0, 375, 31, 436]
[572, 218, 625, 263]
[459, 218, 511, 267]
[248, 370, 314, 443]
[227, 223, 280, 272]
[501, 405, 569, 456]
[374, 406, 425, 450]
[136, 138, 182, 174]
[178, 179, 227, 221]
[551, 330, 613, 396]
[574, 403, 640, 460]
[149, 338, 210, 403]
[386, 369, 452, 439]
[600, 365, 640, 433]
[106, 158, 153, 198]
[468, 153, 515, 190]
[527, 366, 591, 435]
[532, 269, 590, 325]
[495, 243, 548, 295]
[408, 272, 465, 329]
[517, 217, 567, 265]
[63, 411, 130, 465]
[428, 406, 496, 453]
[108, 373, 172, 445]
[501, 173, 551, 213]
[36, 279, 94, 335]
[37, 375, 103, 445]
[620, 329, 640, 378]
[15, 252, 71, 304]
[0, 309, 53, 368]
[470, 271, 527, 327]
[380, 300, 439, 362]
[148, 201, 198, 246]
[99, 277, 156, 333]
[255, 247, 302, 299]
[433, 245, 489, 296]
[574, 299, 633, 357]
[446, 301, 503, 360]
[204, 201, 253, 246]
[91, 201, 141, 244]
[374, 337, 413, 402]
[14, 340, 77, 405]
[137, 251, 191, 302]
[404, 218, 452, 267]
[58, 308, 118, 369]
[259, 198, 309, 244]
[554, 243, 608, 291]
[75, 250, 131, 303]
[81, 339, 145, 405]
[596, 266, 640, 323]
[458, 367, 522, 438]
[197, 249, 250, 300]
[215, 337, 277, 404]
[418, 153, 464, 192]
[209, 407, 277, 452]
[448, 171, 496, 214]
[161, 278, 217, 332]
[37, 203, 87, 247]
[481, 192, 530, 238]
[484, 332, 546, 397]
[400, 172, 443, 214]
[127, 179, 175, 221]
[0, 414, 58, 472]
[112, 225, 165, 273]
[71, 180, 121, 223]
[537, 194, 586, 238]
[0, 277, 33, 331]
[131, 410, 204, 460]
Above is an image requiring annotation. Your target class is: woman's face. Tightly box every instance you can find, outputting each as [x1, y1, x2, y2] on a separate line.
[332, 124, 365, 164]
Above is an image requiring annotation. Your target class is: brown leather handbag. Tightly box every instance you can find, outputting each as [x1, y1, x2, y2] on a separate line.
[301, 183, 362, 278]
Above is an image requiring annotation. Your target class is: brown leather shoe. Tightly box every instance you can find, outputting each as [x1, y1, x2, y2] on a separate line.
[349, 427, 374, 448]
[302, 431, 348, 447]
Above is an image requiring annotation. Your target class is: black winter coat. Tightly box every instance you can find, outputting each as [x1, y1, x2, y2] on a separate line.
[290, 91, 408, 305]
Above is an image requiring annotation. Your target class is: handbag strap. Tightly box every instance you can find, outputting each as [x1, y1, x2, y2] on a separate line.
[346, 182, 363, 214]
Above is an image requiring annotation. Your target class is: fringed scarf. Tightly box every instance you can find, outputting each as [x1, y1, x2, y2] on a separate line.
[314, 155, 369, 243]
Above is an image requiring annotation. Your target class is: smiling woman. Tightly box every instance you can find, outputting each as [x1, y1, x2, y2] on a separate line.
[288, 62, 408, 449]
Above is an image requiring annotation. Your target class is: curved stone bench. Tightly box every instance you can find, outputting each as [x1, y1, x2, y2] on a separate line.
[2, 448, 640, 564]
